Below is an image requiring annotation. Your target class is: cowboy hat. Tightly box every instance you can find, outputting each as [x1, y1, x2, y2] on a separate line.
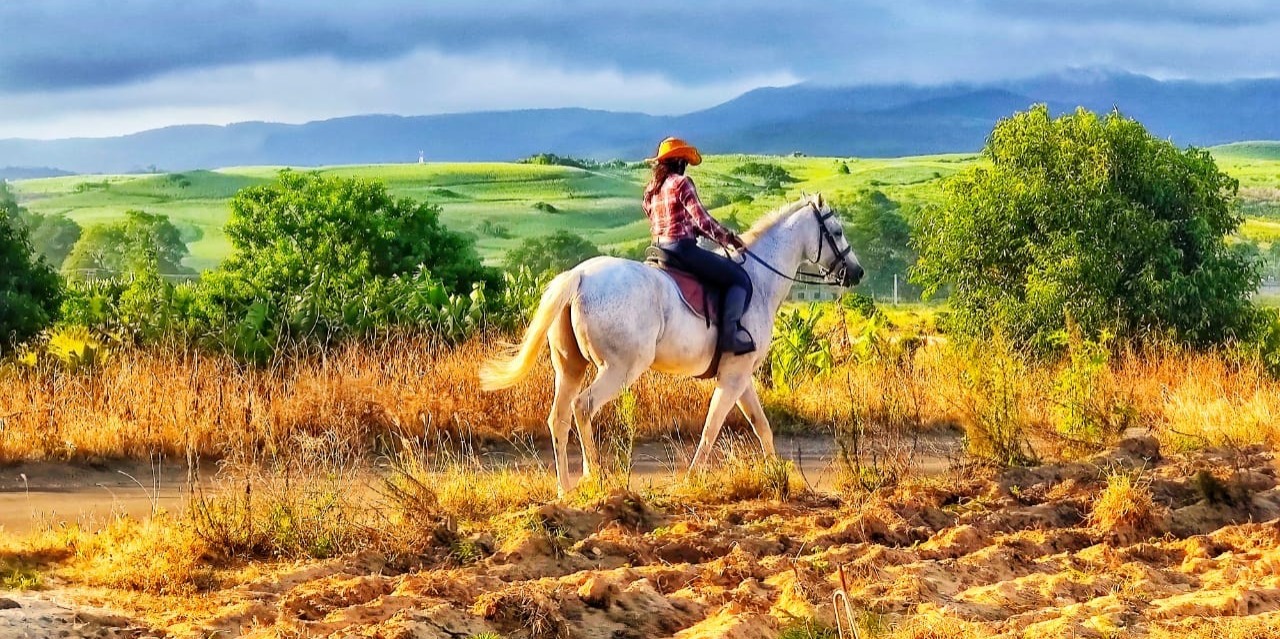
[647, 137, 702, 165]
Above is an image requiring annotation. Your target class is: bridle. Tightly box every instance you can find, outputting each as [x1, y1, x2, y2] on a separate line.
[739, 203, 857, 287]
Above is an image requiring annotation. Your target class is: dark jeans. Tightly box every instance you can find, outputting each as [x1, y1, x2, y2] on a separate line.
[660, 238, 752, 312]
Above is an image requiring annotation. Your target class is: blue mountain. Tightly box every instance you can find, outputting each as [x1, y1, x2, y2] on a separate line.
[2, 70, 1278, 174]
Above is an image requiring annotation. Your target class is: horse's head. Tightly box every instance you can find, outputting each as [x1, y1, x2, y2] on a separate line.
[806, 194, 864, 287]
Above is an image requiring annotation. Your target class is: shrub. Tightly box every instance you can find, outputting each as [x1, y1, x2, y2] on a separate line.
[734, 161, 798, 185]
[830, 190, 916, 299]
[196, 171, 498, 355]
[913, 105, 1259, 351]
[841, 292, 879, 319]
[519, 153, 596, 169]
[478, 219, 513, 238]
[702, 192, 732, 209]
[63, 209, 191, 279]
[767, 304, 834, 392]
[0, 184, 63, 349]
[1051, 327, 1134, 456]
[1089, 471, 1158, 536]
[16, 210, 80, 268]
[502, 230, 600, 277]
[947, 334, 1038, 466]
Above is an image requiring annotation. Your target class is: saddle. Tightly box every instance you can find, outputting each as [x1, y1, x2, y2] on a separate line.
[645, 246, 724, 379]
[644, 246, 720, 327]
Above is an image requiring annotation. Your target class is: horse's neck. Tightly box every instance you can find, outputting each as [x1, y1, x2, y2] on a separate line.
[742, 215, 809, 316]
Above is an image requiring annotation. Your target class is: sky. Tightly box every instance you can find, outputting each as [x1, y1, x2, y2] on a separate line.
[1, 0, 1278, 139]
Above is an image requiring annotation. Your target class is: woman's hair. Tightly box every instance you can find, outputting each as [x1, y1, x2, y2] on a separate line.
[644, 159, 685, 203]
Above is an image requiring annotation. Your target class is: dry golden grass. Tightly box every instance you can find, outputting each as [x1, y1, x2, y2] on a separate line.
[2, 329, 1279, 468]
[0, 333, 716, 463]
[1089, 471, 1159, 536]
[1117, 346, 1280, 451]
[668, 441, 807, 503]
[1149, 615, 1280, 639]
[384, 443, 558, 524]
[13, 515, 213, 595]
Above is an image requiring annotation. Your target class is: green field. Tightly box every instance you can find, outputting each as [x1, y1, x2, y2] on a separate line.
[10, 148, 1280, 271]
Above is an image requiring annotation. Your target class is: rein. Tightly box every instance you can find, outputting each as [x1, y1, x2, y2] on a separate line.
[738, 205, 850, 286]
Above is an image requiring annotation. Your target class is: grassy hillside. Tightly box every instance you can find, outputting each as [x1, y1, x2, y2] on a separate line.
[1211, 145, 1280, 220]
[11, 150, 1280, 271]
[9, 155, 973, 270]
[1211, 141, 1280, 161]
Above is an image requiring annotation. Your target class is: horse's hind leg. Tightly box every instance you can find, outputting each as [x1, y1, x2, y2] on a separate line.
[737, 384, 776, 456]
[573, 362, 644, 480]
[548, 309, 588, 497]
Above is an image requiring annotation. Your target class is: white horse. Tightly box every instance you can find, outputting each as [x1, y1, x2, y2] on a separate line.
[480, 194, 863, 495]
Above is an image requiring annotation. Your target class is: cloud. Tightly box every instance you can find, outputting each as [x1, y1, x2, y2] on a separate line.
[0, 1, 1274, 90]
[0, 48, 798, 139]
[1, 1, 1278, 138]
[0, 0, 839, 91]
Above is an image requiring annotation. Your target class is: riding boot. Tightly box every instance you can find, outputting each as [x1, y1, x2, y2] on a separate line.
[718, 285, 756, 355]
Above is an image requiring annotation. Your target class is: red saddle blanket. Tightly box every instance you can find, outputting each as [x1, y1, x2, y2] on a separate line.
[654, 266, 719, 326]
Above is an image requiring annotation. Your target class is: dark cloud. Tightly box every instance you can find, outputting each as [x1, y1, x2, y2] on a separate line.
[2, 1, 1278, 93]
[0, 1, 872, 90]
[2, 0, 1280, 138]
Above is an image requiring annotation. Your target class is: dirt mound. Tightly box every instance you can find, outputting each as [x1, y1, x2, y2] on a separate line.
[15, 444, 1280, 638]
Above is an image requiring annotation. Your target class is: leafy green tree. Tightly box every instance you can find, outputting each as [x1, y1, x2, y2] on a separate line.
[63, 223, 127, 276]
[503, 230, 601, 276]
[63, 210, 190, 278]
[16, 211, 80, 268]
[913, 105, 1260, 349]
[1264, 242, 1280, 283]
[0, 184, 62, 347]
[734, 162, 797, 185]
[519, 153, 597, 169]
[198, 171, 497, 351]
[830, 190, 915, 299]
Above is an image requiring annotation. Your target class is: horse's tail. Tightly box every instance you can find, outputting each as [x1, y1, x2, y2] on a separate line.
[479, 269, 582, 391]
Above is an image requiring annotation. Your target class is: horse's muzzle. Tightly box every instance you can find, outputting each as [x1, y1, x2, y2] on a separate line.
[842, 264, 864, 287]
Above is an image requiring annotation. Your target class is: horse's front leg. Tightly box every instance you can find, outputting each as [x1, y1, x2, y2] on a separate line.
[736, 383, 775, 457]
[688, 373, 752, 471]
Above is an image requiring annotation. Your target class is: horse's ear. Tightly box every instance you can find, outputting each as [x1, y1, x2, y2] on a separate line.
[816, 193, 825, 209]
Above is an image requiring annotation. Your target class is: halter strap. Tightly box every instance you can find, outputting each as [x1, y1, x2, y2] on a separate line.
[738, 204, 848, 287]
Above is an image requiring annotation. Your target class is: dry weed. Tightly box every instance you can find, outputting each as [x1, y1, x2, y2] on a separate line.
[1089, 471, 1159, 536]
[669, 440, 806, 503]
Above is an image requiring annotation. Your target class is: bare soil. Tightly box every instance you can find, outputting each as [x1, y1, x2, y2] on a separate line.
[4, 434, 1280, 638]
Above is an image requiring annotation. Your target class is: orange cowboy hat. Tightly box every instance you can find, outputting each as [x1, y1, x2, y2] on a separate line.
[647, 137, 702, 165]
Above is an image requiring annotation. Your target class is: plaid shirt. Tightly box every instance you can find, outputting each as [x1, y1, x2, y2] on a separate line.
[643, 175, 742, 248]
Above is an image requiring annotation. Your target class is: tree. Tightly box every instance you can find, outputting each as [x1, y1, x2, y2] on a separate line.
[503, 230, 601, 276]
[913, 105, 1260, 349]
[11, 210, 80, 269]
[0, 183, 62, 347]
[1264, 242, 1280, 283]
[63, 210, 190, 278]
[830, 190, 915, 299]
[198, 171, 498, 345]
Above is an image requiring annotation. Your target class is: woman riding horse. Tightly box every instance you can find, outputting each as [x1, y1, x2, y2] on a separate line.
[643, 137, 756, 355]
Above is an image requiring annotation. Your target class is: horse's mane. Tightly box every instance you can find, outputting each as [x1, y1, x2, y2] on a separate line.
[742, 196, 814, 244]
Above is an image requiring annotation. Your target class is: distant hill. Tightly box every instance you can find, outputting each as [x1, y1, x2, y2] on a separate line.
[1212, 141, 1280, 160]
[3, 69, 1280, 174]
[1, 166, 74, 181]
